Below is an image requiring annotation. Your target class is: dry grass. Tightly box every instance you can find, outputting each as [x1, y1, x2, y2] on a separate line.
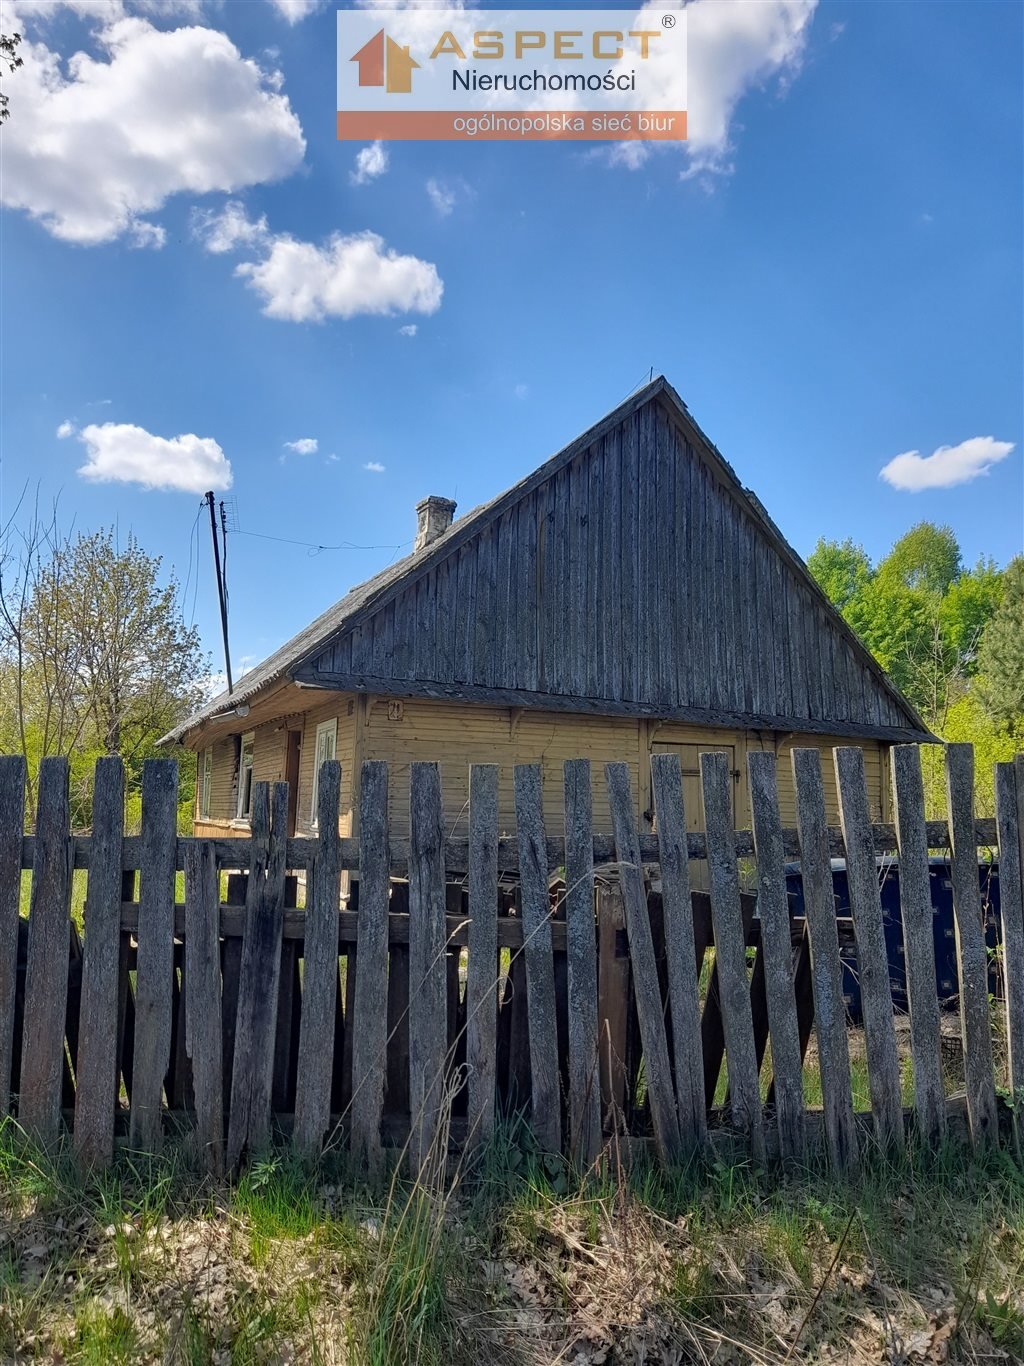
[7, 1113, 1021, 1365]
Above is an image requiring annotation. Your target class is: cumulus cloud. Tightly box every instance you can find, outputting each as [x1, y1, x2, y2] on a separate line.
[239, 233, 442, 323]
[364, 461, 386, 473]
[194, 201, 443, 323]
[191, 200, 269, 254]
[266, 0, 321, 22]
[879, 437, 1015, 492]
[398, 324, 417, 337]
[77, 422, 233, 492]
[601, 0, 817, 174]
[56, 420, 77, 439]
[351, 141, 388, 185]
[283, 437, 318, 455]
[1, 16, 305, 245]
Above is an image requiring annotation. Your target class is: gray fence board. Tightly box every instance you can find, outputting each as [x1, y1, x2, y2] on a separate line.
[293, 761, 342, 1158]
[19, 758, 73, 1145]
[74, 757, 125, 1169]
[184, 840, 223, 1175]
[466, 764, 500, 1153]
[350, 761, 391, 1170]
[700, 751, 764, 1160]
[0, 756, 26, 1117]
[129, 759, 179, 1152]
[792, 748, 859, 1174]
[945, 744, 998, 1150]
[606, 762, 681, 1163]
[514, 764, 561, 1153]
[747, 751, 805, 1163]
[563, 759, 601, 1165]
[408, 763, 449, 1172]
[650, 752, 708, 1153]
[994, 762, 1024, 1156]
[227, 783, 289, 1170]
[834, 746, 903, 1151]
[890, 745, 946, 1144]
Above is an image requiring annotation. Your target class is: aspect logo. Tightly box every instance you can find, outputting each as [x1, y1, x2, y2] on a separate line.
[350, 29, 420, 95]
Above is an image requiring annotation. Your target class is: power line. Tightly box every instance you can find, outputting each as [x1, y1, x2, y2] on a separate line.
[232, 527, 412, 556]
[181, 502, 203, 632]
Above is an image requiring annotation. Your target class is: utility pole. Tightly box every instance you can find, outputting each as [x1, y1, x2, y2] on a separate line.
[205, 490, 233, 695]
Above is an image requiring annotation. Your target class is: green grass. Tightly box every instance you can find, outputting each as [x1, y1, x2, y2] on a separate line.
[2, 1113, 1023, 1364]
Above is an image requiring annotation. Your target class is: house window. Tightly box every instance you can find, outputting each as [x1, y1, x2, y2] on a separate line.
[200, 747, 213, 820]
[236, 731, 255, 821]
[310, 718, 337, 825]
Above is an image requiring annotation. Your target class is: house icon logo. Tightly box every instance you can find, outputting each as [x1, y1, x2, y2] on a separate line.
[350, 28, 420, 95]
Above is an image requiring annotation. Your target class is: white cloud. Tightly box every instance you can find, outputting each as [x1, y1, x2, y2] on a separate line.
[77, 422, 233, 492]
[426, 178, 457, 216]
[194, 202, 443, 323]
[283, 437, 318, 455]
[364, 461, 386, 473]
[266, 0, 320, 22]
[514, 383, 529, 399]
[56, 420, 77, 439]
[351, 141, 388, 185]
[602, 0, 817, 174]
[1, 16, 305, 245]
[398, 324, 417, 337]
[236, 230, 443, 323]
[191, 200, 269, 254]
[879, 437, 1015, 493]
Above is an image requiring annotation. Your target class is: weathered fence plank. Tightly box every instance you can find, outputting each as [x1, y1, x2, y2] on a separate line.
[746, 751, 805, 1164]
[184, 840, 223, 1175]
[293, 762, 341, 1158]
[514, 765, 561, 1153]
[129, 760, 179, 1152]
[650, 752, 708, 1153]
[74, 758, 125, 1169]
[227, 783, 289, 1170]
[563, 759, 601, 1165]
[945, 745, 998, 1150]
[994, 762, 1024, 1156]
[792, 748, 858, 1174]
[606, 762, 681, 1163]
[834, 746, 903, 1151]
[408, 763, 450, 1172]
[19, 757, 73, 1145]
[466, 764, 500, 1153]
[350, 761, 390, 1170]
[700, 751, 764, 1160]
[0, 756, 26, 1117]
[890, 745, 946, 1144]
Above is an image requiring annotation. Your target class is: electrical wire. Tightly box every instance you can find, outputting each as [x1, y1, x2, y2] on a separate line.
[232, 527, 413, 556]
[181, 502, 203, 631]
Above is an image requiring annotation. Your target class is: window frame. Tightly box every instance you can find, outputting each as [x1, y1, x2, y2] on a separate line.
[310, 717, 338, 826]
[235, 731, 255, 822]
[199, 746, 213, 820]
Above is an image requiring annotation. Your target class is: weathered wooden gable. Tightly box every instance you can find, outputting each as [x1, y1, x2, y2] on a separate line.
[295, 393, 922, 739]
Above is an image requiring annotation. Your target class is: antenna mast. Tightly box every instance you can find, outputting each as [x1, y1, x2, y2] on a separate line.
[205, 491, 233, 695]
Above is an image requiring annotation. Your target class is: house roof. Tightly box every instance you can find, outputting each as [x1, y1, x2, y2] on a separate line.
[162, 377, 931, 745]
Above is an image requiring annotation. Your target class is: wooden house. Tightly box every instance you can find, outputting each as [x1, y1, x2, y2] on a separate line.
[163, 377, 931, 852]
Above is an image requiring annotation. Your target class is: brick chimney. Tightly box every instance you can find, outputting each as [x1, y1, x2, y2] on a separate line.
[415, 495, 456, 552]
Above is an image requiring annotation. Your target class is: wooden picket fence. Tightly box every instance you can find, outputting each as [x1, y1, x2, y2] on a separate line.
[1, 743, 1023, 1179]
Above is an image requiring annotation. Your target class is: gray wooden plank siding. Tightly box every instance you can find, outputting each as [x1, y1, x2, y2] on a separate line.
[301, 407, 922, 739]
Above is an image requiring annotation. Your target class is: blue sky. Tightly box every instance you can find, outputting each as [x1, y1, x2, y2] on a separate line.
[2, 0, 1021, 683]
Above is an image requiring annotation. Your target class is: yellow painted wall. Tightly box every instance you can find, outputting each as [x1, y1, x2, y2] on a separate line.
[194, 690, 890, 842]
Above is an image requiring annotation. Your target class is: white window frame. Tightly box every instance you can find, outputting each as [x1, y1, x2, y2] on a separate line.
[310, 718, 338, 826]
[200, 746, 213, 820]
[235, 731, 255, 821]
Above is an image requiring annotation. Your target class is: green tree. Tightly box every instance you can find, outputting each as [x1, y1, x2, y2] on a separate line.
[975, 556, 1024, 729]
[806, 538, 872, 611]
[1, 32, 23, 125]
[1, 520, 207, 826]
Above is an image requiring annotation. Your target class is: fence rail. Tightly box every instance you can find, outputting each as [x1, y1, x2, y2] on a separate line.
[1, 743, 1022, 1179]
